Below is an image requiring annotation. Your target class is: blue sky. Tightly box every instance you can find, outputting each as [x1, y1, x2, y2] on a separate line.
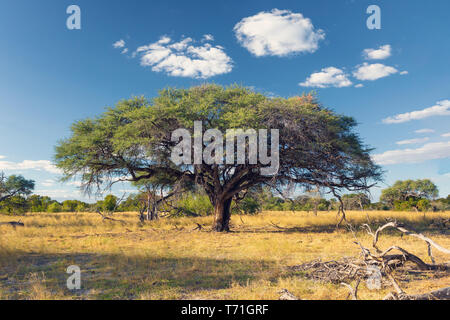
[0, 0, 449, 202]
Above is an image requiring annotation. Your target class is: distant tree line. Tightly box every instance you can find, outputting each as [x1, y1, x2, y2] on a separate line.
[0, 172, 449, 215]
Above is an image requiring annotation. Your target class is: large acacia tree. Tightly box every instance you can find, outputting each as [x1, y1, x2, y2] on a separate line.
[55, 84, 382, 231]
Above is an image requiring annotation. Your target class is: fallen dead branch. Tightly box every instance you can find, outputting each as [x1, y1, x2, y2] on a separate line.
[192, 223, 203, 231]
[291, 220, 450, 300]
[291, 258, 386, 285]
[384, 286, 450, 300]
[278, 289, 300, 300]
[0, 221, 24, 228]
[95, 210, 127, 224]
[341, 279, 360, 300]
[362, 221, 450, 256]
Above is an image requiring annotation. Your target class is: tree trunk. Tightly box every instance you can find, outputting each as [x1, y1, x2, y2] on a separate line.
[147, 193, 152, 220]
[150, 200, 158, 220]
[213, 198, 232, 232]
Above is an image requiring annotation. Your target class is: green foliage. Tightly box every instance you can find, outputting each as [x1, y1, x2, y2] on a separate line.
[177, 192, 213, 216]
[0, 173, 35, 202]
[416, 199, 430, 212]
[54, 84, 381, 208]
[0, 195, 28, 214]
[381, 179, 438, 205]
[102, 194, 118, 212]
[381, 179, 439, 212]
[28, 195, 53, 212]
[341, 193, 371, 210]
[47, 202, 62, 213]
[117, 194, 140, 212]
[237, 196, 261, 215]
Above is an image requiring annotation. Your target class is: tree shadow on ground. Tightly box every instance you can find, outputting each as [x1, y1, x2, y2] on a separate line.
[0, 251, 293, 299]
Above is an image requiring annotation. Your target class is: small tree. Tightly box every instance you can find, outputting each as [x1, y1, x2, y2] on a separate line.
[342, 193, 370, 210]
[0, 172, 35, 203]
[381, 179, 438, 205]
[102, 194, 118, 213]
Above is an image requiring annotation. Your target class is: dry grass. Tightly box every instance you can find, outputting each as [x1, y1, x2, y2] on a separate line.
[0, 210, 448, 300]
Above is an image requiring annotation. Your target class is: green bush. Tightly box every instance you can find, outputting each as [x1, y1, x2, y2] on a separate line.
[47, 202, 62, 213]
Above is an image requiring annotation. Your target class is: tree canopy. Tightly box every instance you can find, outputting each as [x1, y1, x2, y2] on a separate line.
[55, 84, 382, 231]
[380, 179, 439, 206]
[0, 172, 35, 202]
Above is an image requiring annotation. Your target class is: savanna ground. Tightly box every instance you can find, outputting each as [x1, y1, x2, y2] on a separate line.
[0, 210, 448, 300]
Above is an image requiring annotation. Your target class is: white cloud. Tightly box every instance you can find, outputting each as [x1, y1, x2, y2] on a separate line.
[396, 137, 429, 145]
[372, 141, 450, 165]
[363, 45, 392, 60]
[234, 9, 325, 57]
[134, 36, 233, 79]
[0, 159, 61, 174]
[355, 84, 364, 88]
[203, 34, 214, 41]
[353, 63, 398, 81]
[41, 179, 55, 187]
[68, 181, 82, 187]
[415, 128, 435, 134]
[121, 48, 128, 54]
[442, 132, 450, 138]
[383, 100, 450, 124]
[299, 67, 352, 88]
[400, 71, 408, 75]
[113, 39, 126, 48]
[0, 155, 5, 159]
[34, 189, 79, 199]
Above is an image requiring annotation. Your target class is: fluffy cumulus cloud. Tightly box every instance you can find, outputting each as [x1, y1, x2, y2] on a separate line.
[134, 36, 233, 79]
[0, 159, 60, 174]
[363, 45, 391, 60]
[113, 39, 125, 48]
[442, 132, 450, 138]
[234, 9, 325, 57]
[299, 67, 352, 88]
[383, 100, 450, 124]
[396, 137, 429, 145]
[353, 63, 398, 81]
[372, 141, 450, 165]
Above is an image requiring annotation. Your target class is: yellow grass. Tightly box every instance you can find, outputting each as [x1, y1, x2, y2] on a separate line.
[0, 210, 448, 300]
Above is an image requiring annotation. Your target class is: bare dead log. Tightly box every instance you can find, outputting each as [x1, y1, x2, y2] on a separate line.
[279, 289, 300, 300]
[294, 219, 449, 300]
[363, 221, 450, 256]
[269, 221, 289, 230]
[341, 279, 360, 300]
[192, 223, 203, 231]
[0, 221, 24, 228]
[96, 210, 126, 224]
[384, 287, 450, 300]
